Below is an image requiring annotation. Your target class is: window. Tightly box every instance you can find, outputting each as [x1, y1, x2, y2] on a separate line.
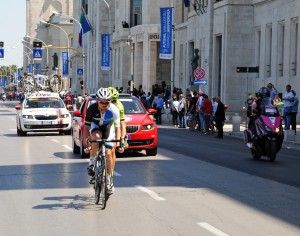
[130, 0, 142, 27]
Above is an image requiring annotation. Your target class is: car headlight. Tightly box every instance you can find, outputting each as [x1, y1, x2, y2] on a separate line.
[60, 114, 70, 118]
[22, 115, 34, 119]
[142, 124, 154, 130]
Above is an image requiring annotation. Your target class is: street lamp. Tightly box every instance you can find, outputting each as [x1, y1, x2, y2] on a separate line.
[40, 20, 70, 68]
[51, 11, 85, 93]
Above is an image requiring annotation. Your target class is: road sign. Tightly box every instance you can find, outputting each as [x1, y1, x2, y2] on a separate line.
[194, 79, 208, 85]
[194, 67, 206, 80]
[77, 68, 83, 75]
[0, 48, 4, 59]
[33, 49, 43, 60]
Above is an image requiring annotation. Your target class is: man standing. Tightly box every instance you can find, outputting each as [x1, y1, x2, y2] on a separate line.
[282, 84, 294, 130]
[214, 97, 226, 138]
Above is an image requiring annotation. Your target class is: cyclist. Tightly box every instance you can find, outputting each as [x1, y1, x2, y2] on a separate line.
[83, 87, 123, 194]
[108, 87, 128, 149]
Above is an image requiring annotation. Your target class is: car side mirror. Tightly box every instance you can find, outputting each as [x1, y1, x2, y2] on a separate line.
[15, 104, 22, 110]
[72, 110, 82, 116]
[148, 108, 157, 115]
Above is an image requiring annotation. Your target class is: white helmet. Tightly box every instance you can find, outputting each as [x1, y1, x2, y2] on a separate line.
[96, 87, 112, 100]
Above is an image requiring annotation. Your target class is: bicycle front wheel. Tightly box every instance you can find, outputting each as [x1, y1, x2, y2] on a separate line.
[99, 156, 108, 209]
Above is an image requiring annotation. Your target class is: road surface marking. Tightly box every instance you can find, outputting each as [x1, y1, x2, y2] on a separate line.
[113, 171, 122, 176]
[62, 145, 72, 150]
[135, 185, 166, 201]
[197, 222, 230, 236]
[51, 139, 60, 143]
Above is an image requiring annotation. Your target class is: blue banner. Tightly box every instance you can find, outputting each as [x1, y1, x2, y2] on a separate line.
[35, 63, 41, 73]
[5, 76, 9, 86]
[28, 64, 33, 73]
[159, 7, 173, 59]
[18, 68, 22, 79]
[0, 48, 4, 59]
[62, 52, 69, 76]
[14, 72, 18, 84]
[101, 34, 111, 71]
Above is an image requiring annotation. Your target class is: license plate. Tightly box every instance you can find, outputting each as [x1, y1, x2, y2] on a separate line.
[41, 121, 53, 125]
[126, 134, 130, 140]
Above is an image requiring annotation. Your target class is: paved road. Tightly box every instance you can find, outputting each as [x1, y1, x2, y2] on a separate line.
[1, 104, 300, 236]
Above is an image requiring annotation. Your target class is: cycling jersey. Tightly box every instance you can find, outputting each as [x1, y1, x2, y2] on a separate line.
[113, 99, 125, 121]
[85, 102, 120, 127]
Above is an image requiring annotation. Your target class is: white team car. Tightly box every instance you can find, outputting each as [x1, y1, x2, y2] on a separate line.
[15, 91, 72, 136]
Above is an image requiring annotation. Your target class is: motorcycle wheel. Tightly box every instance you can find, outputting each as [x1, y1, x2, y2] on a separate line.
[251, 149, 261, 160]
[267, 141, 277, 162]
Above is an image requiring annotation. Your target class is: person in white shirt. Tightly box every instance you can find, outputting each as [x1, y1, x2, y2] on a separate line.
[282, 84, 295, 130]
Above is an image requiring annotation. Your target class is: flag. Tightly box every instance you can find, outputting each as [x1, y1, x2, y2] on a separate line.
[80, 11, 92, 34]
[78, 29, 82, 47]
[184, 0, 190, 7]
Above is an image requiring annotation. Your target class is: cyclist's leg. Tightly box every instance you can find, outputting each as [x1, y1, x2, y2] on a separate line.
[87, 122, 102, 176]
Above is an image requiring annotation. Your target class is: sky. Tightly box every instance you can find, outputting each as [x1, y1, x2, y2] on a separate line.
[0, 0, 26, 68]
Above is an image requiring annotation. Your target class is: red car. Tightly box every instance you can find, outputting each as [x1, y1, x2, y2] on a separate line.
[72, 94, 158, 158]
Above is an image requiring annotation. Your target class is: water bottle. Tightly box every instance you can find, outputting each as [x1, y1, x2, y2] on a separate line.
[97, 161, 102, 173]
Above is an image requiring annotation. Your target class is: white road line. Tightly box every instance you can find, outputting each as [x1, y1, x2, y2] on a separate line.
[113, 171, 122, 176]
[62, 145, 72, 150]
[9, 129, 16, 131]
[197, 222, 230, 236]
[51, 139, 60, 143]
[135, 185, 166, 201]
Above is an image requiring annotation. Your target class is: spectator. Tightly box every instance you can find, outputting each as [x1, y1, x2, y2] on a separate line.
[214, 97, 226, 138]
[171, 95, 179, 127]
[282, 84, 294, 130]
[153, 93, 164, 124]
[267, 83, 279, 102]
[291, 90, 299, 134]
[201, 94, 213, 134]
[178, 93, 187, 128]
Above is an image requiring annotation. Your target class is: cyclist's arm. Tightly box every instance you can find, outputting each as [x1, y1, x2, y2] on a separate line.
[83, 104, 94, 147]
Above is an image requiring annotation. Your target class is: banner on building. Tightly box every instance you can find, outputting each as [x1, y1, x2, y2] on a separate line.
[101, 34, 111, 71]
[62, 52, 69, 76]
[28, 64, 33, 74]
[159, 7, 173, 59]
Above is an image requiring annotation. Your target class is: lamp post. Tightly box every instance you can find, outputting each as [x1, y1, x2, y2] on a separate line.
[40, 20, 70, 71]
[51, 11, 85, 93]
[25, 35, 49, 67]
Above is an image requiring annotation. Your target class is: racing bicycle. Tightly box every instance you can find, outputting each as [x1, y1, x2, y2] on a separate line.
[87, 138, 121, 209]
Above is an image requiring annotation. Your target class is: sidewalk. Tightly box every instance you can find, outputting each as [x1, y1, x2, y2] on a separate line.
[161, 107, 300, 150]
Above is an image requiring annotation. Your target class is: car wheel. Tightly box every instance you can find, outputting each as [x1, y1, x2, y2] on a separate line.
[146, 147, 157, 156]
[80, 138, 89, 159]
[19, 126, 27, 136]
[17, 126, 20, 136]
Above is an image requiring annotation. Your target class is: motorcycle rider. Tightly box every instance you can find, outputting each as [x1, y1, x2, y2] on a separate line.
[246, 87, 271, 148]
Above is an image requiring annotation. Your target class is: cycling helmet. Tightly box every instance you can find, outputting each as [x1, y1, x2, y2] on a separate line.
[96, 87, 112, 100]
[258, 87, 270, 98]
[108, 87, 119, 100]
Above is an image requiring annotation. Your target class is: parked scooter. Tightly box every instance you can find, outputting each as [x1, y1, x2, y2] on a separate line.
[244, 104, 284, 162]
[1, 93, 6, 101]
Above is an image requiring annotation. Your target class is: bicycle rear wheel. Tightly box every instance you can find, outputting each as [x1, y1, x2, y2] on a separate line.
[49, 74, 62, 93]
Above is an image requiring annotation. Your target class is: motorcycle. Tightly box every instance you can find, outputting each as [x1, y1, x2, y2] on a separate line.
[1, 93, 6, 101]
[244, 105, 284, 161]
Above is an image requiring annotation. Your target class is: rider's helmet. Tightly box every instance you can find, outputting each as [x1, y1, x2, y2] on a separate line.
[258, 87, 270, 98]
[108, 87, 119, 100]
[96, 87, 112, 100]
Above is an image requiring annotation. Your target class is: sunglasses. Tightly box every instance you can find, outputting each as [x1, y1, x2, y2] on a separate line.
[98, 101, 110, 105]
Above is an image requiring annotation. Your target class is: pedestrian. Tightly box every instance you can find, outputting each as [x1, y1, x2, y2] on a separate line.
[178, 93, 186, 128]
[282, 84, 294, 130]
[267, 83, 279, 103]
[196, 92, 205, 131]
[214, 97, 226, 138]
[171, 94, 179, 127]
[153, 93, 164, 124]
[291, 90, 299, 134]
[201, 94, 213, 134]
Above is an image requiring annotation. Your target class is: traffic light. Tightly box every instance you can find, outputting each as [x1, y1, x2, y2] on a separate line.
[0, 42, 3, 47]
[80, 80, 84, 89]
[33, 41, 43, 48]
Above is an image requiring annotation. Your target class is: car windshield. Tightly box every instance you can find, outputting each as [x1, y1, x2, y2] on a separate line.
[24, 98, 65, 109]
[120, 98, 146, 114]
